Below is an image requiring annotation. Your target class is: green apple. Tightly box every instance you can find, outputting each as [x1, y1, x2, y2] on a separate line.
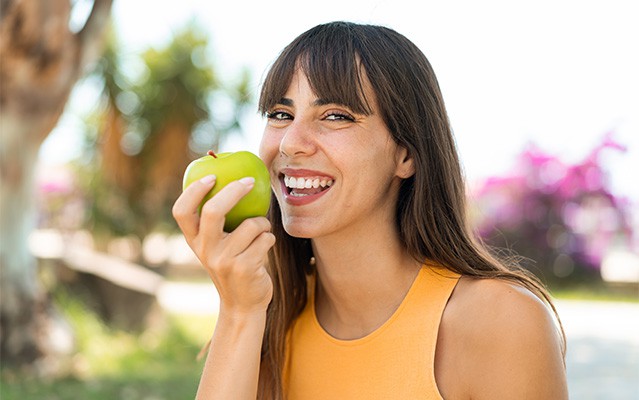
[182, 150, 271, 232]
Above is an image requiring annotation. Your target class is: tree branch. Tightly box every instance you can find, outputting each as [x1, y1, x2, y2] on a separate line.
[75, 0, 113, 71]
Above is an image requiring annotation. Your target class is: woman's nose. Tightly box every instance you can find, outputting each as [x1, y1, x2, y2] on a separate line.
[279, 119, 316, 157]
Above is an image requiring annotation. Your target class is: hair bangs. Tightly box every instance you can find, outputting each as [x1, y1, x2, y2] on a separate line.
[259, 23, 373, 116]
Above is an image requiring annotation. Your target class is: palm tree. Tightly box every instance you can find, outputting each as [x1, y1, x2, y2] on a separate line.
[81, 23, 252, 245]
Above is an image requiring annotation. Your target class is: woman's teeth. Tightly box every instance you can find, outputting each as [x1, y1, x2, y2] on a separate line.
[284, 176, 333, 194]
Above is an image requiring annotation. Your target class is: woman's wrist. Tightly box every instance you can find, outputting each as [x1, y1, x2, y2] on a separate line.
[217, 305, 268, 330]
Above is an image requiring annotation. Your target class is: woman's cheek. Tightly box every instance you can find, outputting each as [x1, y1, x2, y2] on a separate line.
[258, 130, 278, 164]
[259, 129, 284, 184]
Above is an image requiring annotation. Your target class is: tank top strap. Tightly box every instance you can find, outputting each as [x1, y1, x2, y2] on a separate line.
[407, 265, 461, 364]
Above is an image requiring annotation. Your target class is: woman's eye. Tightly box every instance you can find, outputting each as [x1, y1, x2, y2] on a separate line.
[325, 112, 354, 122]
[266, 111, 292, 121]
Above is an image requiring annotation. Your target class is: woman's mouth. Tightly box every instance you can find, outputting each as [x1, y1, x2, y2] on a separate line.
[283, 175, 334, 197]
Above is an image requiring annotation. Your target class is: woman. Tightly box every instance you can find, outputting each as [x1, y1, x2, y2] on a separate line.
[173, 21, 568, 399]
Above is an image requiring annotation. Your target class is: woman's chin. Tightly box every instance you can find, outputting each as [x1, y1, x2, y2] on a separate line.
[280, 216, 321, 239]
[282, 224, 314, 239]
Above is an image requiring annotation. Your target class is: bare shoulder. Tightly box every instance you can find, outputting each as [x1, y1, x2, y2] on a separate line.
[441, 276, 563, 359]
[450, 276, 555, 330]
[435, 276, 568, 399]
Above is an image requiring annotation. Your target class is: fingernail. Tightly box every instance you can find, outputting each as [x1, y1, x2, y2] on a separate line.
[239, 177, 255, 186]
[200, 175, 216, 184]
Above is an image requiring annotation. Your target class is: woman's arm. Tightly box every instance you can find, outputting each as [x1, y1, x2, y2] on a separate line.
[196, 310, 267, 399]
[172, 175, 275, 399]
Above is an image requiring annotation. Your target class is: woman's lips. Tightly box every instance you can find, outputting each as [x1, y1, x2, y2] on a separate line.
[279, 168, 334, 205]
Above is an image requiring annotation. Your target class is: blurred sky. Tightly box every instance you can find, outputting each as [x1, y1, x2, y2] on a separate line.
[40, 0, 639, 204]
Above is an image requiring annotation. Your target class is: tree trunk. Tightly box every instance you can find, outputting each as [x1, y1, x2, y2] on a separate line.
[0, 0, 113, 374]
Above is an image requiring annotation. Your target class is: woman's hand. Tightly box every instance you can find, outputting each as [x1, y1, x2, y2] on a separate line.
[172, 175, 276, 316]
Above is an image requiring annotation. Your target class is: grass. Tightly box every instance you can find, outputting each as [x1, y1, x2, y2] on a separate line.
[0, 289, 215, 400]
[551, 284, 639, 303]
[552, 288, 639, 303]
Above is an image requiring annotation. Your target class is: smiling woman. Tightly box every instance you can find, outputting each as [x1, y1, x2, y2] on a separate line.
[258, 65, 412, 239]
[172, 21, 569, 400]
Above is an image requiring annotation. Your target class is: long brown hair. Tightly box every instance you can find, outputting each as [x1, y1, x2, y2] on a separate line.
[257, 21, 565, 399]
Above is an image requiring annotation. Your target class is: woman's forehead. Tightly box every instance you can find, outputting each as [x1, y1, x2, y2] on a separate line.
[260, 48, 377, 116]
[279, 69, 378, 114]
[296, 61, 375, 113]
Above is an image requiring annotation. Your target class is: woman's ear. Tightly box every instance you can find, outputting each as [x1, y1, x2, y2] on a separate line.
[395, 146, 415, 179]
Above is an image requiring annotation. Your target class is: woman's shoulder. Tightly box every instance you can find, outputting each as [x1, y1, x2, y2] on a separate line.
[435, 275, 567, 399]
[443, 275, 560, 348]
[452, 276, 551, 319]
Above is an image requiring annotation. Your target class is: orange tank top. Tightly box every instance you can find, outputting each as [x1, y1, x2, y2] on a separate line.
[283, 265, 461, 399]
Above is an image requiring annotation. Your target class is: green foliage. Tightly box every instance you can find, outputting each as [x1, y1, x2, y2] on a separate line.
[76, 22, 253, 240]
[137, 29, 215, 131]
[0, 289, 215, 400]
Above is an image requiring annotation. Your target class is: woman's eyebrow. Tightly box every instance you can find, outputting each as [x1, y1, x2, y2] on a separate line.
[276, 97, 293, 106]
[313, 98, 331, 106]
[275, 97, 343, 107]
[314, 98, 349, 107]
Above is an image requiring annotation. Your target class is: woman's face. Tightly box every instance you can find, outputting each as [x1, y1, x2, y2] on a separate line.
[259, 70, 413, 239]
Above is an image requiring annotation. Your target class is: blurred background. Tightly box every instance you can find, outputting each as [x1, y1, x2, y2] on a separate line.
[1, 0, 637, 399]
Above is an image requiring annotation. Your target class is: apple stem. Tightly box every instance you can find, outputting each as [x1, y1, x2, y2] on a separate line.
[207, 150, 217, 158]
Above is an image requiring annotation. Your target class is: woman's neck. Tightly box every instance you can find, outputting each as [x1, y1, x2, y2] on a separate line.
[310, 222, 422, 340]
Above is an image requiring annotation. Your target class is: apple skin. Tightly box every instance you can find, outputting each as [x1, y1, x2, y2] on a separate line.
[182, 151, 271, 232]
